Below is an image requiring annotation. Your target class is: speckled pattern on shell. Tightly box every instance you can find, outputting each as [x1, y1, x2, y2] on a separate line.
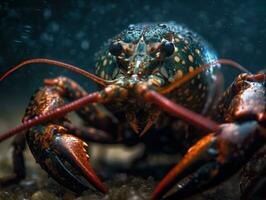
[95, 22, 219, 114]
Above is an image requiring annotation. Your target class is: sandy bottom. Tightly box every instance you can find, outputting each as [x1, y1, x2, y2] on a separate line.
[0, 107, 246, 200]
[0, 150, 240, 200]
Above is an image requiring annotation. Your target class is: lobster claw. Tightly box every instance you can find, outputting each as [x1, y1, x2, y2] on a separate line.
[35, 127, 108, 194]
[151, 121, 263, 200]
[50, 134, 108, 193]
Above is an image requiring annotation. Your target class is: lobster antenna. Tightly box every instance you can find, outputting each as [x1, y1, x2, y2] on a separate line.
[0, 58, 109, 86]
[158, 59, 250, 94]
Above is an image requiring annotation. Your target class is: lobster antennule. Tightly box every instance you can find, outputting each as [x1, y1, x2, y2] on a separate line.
[0, 58, 108, 86]
[158, 59, 250, 94]
[0, 92, 102, 143]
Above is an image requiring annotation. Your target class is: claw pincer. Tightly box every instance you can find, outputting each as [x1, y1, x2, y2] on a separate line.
[152, 122, 265, 199]
[26, 124, 108, 193]
[152, 73, 266, 199]
[26, 124, 107, 193]
[24, 86, 108, 193]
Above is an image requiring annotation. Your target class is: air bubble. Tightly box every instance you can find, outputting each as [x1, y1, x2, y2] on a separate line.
[81, 40, 90, 50]
[43, 8, 52, 19]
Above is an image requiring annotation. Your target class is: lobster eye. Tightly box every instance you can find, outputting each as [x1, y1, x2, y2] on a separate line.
[109, 42, 123, 56]
[160, 41, 175, 57]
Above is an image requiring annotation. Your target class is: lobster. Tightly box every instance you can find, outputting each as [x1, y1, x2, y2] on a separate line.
[0, 22, 265, 199]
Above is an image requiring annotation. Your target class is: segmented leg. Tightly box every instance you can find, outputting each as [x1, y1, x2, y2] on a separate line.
[0, 134, 26, 186]
[43, 76, 119, 131]
[64, 123, 116, 143]
[43, 76, 119, 141]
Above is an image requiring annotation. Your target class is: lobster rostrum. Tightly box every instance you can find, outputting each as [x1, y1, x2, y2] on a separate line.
[0, 23, 265, 199]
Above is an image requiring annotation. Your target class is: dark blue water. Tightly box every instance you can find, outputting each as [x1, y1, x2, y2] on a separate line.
[0, 0, 265, 105]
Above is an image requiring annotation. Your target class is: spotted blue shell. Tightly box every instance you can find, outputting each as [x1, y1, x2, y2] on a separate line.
[95, 22, 218, 113]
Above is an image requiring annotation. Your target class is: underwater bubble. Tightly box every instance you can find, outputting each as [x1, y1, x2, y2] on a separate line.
[40, 33, 54, 42]
[81, 40, 90, 50]
[51, 22, 59, 32]
[43, 8, 52, 19]
[23, 25, 32, 33]
[76, 31, 85, 39]
[14, 40, 22, 43]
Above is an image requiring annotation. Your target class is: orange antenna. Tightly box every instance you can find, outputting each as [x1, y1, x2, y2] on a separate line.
[0, 59, 109, 86]
[158, 59, 250, 94]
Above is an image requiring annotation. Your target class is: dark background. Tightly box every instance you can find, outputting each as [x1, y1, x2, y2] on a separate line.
[0, 0, 265, 106]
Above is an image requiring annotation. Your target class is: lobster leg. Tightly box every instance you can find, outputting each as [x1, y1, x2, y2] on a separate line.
[0, 134, 26, 186]
[64, 123, 116, 144]
[43, 76, 119, 142]
[43, 76, 119, 130]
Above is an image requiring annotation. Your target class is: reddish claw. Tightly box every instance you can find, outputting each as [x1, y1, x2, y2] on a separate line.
[151, 72, 266, 200]
[46, 129, 108, 193]
[152, 121, 265, 199]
